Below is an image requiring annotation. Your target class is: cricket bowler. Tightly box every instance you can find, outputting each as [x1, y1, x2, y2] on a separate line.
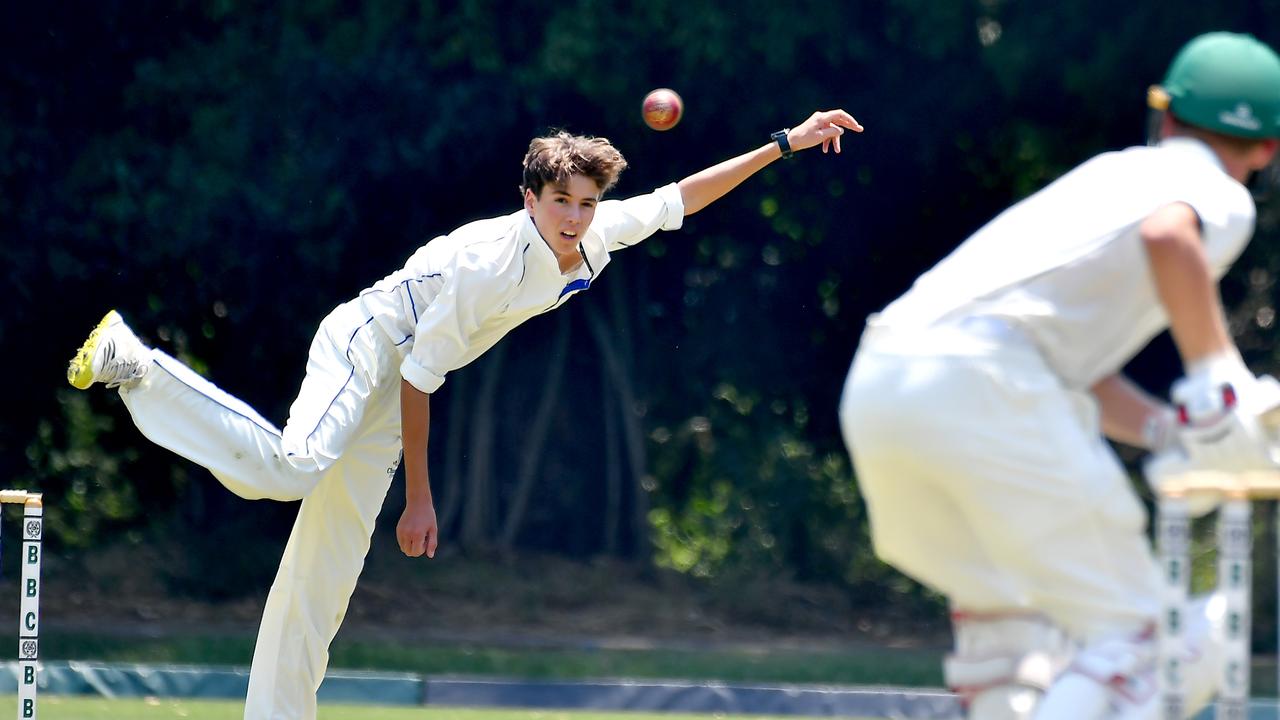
[839, 32, 1280, 719]
[68, 108, 862, 719]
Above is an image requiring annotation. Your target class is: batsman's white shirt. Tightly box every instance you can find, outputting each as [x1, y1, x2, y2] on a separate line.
[117, 183, 684, 720]
[877, 137, 1254, 389]
[841, 138, 1254, 642]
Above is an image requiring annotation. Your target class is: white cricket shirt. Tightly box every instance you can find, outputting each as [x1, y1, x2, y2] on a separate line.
[357, 183, 684, 393]
[876, 137, 1256, 389]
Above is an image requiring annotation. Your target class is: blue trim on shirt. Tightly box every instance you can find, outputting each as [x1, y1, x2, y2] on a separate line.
[359, 273, 442, 326]
[402, 279, 418, 322]
[296, 317, 375, 456]
[559, 278, 591, 298]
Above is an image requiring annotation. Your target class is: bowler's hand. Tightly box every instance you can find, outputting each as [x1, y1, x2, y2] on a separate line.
[396, 500, 439, 558]
[788, 110, 863, 155]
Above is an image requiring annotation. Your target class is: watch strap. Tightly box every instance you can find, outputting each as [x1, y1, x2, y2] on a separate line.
[771, 129, 793, 159]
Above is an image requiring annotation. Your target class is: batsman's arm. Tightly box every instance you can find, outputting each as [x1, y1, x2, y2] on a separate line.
[1090, 373, 1175, 451]
[1141, 202, 1235, 365]
[397, 379, 439, 558]
[678, 109, 862, 216]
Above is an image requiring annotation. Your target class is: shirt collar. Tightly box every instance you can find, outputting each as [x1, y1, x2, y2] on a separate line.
[519, 210, 561, 270]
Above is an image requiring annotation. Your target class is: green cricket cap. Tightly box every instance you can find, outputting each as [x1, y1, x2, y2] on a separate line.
[1154, 32, 1280, 139]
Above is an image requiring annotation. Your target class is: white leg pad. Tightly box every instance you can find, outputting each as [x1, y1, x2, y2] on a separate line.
[1034, 671, 1114, 720]
[945, 613, 1075, 720]
[1036, 595, 1221, 720]
[1034, 634, 1154, 720]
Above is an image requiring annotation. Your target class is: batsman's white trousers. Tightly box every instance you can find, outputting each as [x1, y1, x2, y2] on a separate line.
[839, 320, 1162, 643]
[119, 301, 404, 720]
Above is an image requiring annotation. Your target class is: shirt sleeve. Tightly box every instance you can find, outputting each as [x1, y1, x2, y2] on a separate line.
[593, 182, 685, 252]
[400, 254, 511, 394]
[1179, 181, 1256, 277]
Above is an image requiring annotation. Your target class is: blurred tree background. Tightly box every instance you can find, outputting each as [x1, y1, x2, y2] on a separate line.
[5, 0, 1280, 639]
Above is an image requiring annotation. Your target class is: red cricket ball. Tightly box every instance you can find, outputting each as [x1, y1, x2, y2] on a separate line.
[642, 88, 683, 131]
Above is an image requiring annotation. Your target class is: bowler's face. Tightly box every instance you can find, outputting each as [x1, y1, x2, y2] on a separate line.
[525, 175, 601, 265]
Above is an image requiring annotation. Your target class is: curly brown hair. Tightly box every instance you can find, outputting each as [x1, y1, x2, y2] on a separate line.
[521, 131, 628, 199]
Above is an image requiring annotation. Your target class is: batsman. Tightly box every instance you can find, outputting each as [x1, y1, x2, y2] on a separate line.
[840, 32, 1280, 719]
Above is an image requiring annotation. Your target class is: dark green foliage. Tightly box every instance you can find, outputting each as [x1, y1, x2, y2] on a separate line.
[4, 2, 1280, 639]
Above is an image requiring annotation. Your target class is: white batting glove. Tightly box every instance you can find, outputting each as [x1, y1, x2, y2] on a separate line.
[1143, 353, 1280, 515]
[1169, 353, 1280, 474]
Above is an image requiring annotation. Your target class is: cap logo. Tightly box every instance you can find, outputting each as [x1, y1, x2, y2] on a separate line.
[1219, 102, 1262, 131]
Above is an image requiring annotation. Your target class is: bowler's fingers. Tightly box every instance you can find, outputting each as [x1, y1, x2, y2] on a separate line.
[798, 110, 861, 155]
[398, 527, 422, 557]
[822, 109, 863, 132]
[426, 525, 438, 559]
[814, 125, 844, 154]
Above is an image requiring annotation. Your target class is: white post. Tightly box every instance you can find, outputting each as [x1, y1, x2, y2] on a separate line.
[16, 497, 40, 720]
[1158, 495, 1191, 720]
[1216, 497, 1250, 720]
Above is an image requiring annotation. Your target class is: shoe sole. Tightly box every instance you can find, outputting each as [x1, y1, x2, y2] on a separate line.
[67, 310, 121, 390]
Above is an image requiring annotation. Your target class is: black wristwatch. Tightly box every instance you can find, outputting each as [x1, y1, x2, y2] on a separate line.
[771, 129, 793, 159]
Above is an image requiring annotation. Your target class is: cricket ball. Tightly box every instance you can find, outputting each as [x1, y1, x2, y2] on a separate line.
[642, 88, 683, 131]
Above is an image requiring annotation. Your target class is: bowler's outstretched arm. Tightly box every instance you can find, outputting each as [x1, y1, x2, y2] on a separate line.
[678, 110, 862, 216]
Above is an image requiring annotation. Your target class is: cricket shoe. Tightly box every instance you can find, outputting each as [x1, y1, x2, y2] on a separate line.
[67, 310, 151, 389]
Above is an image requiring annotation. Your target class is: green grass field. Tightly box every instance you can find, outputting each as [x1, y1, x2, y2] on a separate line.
[15, 696, 879, 720]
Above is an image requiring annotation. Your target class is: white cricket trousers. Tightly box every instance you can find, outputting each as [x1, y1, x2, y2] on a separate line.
[118, 301, 404, 720]
[838, 321, 1162, 643]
